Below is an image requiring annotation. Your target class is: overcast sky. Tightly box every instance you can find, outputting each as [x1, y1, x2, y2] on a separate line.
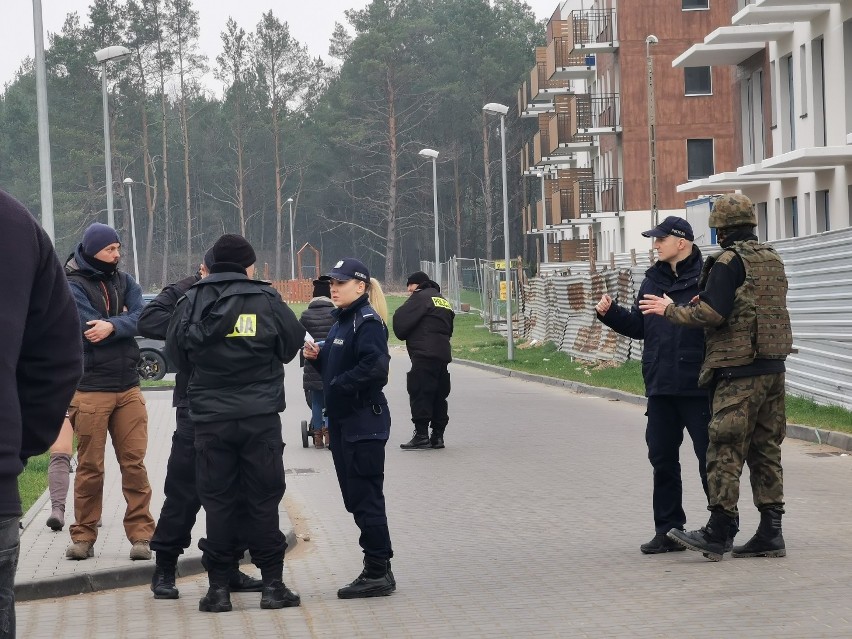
[2, 0, 567, 93]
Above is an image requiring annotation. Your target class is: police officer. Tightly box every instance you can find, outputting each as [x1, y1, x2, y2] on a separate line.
[303, 257, 395, 599]
[166, 234, 305, 611]
[139, 248, 262, 599]
[394, 271, 455, 450]
[595, 217, 712, 554]
[640, 194, 793, 561]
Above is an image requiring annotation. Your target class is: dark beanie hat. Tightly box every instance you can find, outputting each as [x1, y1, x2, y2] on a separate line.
[406, 271, 430, 286]
[82, 223, 120, 256]
[312, 276, 331, 298]
[203, 247, 215, 269]
[211, 233, 256, 267]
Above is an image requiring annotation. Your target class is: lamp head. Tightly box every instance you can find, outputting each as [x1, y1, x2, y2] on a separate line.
[419, 148, 439, 159]
[123, 177, 133, 185]
[645, 35, 659, 45]
[482, 102, 510, 116]
[94, 45, 132, 64]
[286, 197, 293, 203]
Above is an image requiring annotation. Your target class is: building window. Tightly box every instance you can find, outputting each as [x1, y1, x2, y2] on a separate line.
[683, 0, 709, 9]
[685, 67, 712, 95]
[687, 139, 714, 179]
[816, 190, 830, 232]
[757, 202, 768, 242]
[784, 196, 798, 238]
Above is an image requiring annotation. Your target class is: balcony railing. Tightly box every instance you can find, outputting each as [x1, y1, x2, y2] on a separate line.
[576, 178, 623, 215]
[585, 93, 621, 130]
[531, 62, 571, 99]
[569, 9, 617, 48]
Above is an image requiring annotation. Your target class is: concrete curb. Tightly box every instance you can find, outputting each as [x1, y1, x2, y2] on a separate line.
[452, 358, 852, 450]
[15, 526, 297, 602]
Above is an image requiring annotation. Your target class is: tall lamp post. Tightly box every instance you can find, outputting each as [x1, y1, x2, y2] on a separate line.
[482, 102, 514, 361]
[95, 45, 131, 228]
[645, 35, 659, 229]
[32, 0, 54, 242]
[286, 197, 295, 280]
[122, 178, 140, 283]
[418, 148, 441, 290]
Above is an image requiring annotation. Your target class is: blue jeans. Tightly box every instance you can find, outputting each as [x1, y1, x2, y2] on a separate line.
[0, 516, 19, 638]
[310, 390, 326, 431]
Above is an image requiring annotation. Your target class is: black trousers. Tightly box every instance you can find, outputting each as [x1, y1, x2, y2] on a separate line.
[194, 413, 287, 581]
[328, 424, 393, 561]
[645, 395, 710, 534]
[407, 359, 451, 431]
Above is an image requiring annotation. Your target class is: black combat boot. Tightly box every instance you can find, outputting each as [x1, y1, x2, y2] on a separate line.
[229, 567, 263, 592]
[640, 532, 686, 554]
[400, 424, 430, 450]
[150, 561, 179, 599]
[198, 584, 232, 613]
[337, 557, 396, 599]
[430, 427, 445, 449]
[259, 580, 301, 609]
[725, 516, 739, 553]
[667, 511, 732, 562]
[732, 508, 785, 558]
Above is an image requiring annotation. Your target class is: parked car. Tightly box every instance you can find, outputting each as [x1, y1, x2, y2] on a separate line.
[136, 293, 176, 381]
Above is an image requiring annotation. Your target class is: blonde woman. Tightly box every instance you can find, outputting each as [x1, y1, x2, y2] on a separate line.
[303, 257, 395, 599]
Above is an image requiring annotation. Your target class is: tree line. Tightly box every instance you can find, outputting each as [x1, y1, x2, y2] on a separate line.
[0, 0, 543, 288]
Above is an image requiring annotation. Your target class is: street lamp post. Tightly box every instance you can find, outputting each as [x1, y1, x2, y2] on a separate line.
[482, 102, 514, 361]
[418, 148, 441, 290]
[286, 197, 295, 280]
[122, 177, 140, 283]
[32, 0, 54, 242]
[95, 45, 131, 228]
[645, 35, 659, 229]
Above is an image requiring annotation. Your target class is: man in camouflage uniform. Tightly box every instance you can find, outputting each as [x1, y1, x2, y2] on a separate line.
[639, 194, 793, 561]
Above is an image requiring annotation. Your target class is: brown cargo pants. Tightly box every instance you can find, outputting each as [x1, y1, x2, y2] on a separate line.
[68, 387, 155, 544]
[706, 373, 786, 518]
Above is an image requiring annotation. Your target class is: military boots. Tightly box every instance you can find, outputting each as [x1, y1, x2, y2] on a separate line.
[337, 557, 396, 599]
[667, 511, 732, 562]
[400, 423, 430, 450]
[732, 508, 785, 558]
[151, 563, 179, 599]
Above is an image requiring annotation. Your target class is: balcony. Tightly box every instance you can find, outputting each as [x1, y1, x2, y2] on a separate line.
[672, 24, 793, 68]
[529, 60, 573, 102]
[564, 9, 618, 54]
[543, 95, 597, 157]
[547, 239, 593, 262]
[547, 37, 596, 82]
[732, 1, 835, 26]
[576, 178, 623, 217]
[576, 93, 621, 135]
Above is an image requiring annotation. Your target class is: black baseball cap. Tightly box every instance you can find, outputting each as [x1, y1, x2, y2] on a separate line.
[326, 257, 370, 283]
[641, 216, 694, 241]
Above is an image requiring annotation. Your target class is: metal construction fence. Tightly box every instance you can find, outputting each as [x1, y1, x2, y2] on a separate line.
[511, 227, 852, 411]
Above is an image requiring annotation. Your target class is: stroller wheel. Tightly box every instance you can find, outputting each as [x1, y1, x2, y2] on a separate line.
[301, 420, 310, 448]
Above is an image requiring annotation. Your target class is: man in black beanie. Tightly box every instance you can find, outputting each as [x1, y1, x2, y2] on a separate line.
[65, 222, 156, 562]
[139, 247, 261, 600]
[393, 271, 455, 449]
[166, 233, 306, 612]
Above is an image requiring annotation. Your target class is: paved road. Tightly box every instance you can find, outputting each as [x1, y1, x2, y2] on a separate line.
[16, 348, 852, 638]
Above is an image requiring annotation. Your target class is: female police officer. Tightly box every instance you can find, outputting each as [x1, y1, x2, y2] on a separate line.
[304, 257, 395, 598]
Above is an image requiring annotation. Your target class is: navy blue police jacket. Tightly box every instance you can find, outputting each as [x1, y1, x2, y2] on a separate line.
[316, 294, 391, 441]
[597, 246, 707, 398]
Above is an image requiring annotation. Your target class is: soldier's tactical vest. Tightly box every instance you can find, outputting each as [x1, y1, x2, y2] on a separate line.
[701, 240, 793, 371]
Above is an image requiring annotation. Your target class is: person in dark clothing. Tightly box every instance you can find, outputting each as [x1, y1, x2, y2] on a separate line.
[393, 271, 455, 450]
[303, 257, 395, 599]
[139, 248, 262, 599]
[642, 194, 792, 562]
[0, 189, 82, 637]
[299, 276, 336, 448]
[65, 223, 156, 562]
[166, 234, 305, 613]
[596, 216, 716, 554]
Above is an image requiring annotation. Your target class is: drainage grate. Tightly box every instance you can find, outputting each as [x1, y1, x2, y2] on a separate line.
[285, 468, 319, 475]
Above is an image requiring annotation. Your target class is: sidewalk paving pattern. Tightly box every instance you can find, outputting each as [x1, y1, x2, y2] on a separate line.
[16, 350, 852, 638]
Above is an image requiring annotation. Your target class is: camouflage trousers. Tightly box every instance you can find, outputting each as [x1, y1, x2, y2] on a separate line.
[706, 373, 786, 517]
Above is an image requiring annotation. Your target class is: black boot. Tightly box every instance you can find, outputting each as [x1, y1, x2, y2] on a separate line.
[400, 424, 430, 450]
[337, 557, 396, 599]
[725, 516, 740, 553]
[667, 511, 732, 562]
[259, 579, 301, 609]
[229, 567, 263, 592]
[430, 428, 445, 449]
[732, 508, 785, 558]
[640, 532, 686, 554]
[198, 584, 232, 613]
[151, 562, 179, 600]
